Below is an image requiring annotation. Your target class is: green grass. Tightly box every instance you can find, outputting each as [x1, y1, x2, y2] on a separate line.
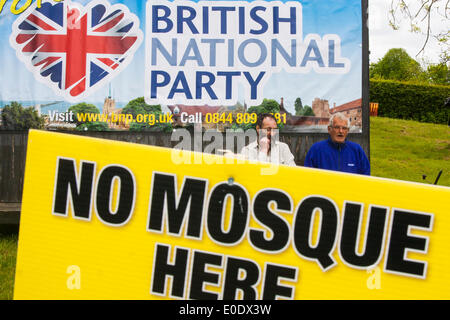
[0, 226, 18, 300]
[370, 117, 450, 187]
[0, 117, 449, 300]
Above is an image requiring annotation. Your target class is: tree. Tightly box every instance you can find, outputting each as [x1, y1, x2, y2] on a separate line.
[76, 121, 110, 131]
[425, 62, 450, 85]
[123, 97, 172, 132]
[301, 105, 315, 116]
[388, 0, 449, 57]
[121, 97, 161, 118]
[246, 99, 281, 115]
[294, 97, 304, 115]
[235, 99, 283, 130]
[68, 103, 110, 131]
[68, 103, 100, 125]
[370, 48, 424, 81]
[0, 101, 45, 130]
[129, 121, 173, 132]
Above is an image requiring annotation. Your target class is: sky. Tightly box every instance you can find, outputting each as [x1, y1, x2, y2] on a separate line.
[368, 0, 447, 65]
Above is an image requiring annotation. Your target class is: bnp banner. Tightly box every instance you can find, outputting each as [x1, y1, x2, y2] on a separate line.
[0, 0, 364, 132]
[14, 130, 450, 299]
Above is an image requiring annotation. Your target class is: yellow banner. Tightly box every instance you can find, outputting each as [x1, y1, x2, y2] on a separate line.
[14, 130, 450, 299]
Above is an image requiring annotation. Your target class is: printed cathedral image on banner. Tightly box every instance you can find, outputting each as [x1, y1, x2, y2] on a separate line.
[0, 0, 364, 133]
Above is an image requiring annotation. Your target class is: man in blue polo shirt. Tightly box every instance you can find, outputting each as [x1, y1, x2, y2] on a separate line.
[304, 113, 370, 175]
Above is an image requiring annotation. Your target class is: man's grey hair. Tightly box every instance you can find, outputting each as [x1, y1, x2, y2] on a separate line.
[329, 113, 350, 127]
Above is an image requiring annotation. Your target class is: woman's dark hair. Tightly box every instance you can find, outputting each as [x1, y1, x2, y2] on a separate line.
[256, 113, 277, 128]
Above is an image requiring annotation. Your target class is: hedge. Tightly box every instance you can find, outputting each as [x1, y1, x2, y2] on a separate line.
[369, 79, 450, 124]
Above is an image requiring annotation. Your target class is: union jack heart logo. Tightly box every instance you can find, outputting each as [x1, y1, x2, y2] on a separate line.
[10, 0, 143, 102]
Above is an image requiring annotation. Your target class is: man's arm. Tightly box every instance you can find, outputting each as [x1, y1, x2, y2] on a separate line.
[303, 148, 315, 168]
[359, 147, 371, 175]
[282, 145, 296, 166]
